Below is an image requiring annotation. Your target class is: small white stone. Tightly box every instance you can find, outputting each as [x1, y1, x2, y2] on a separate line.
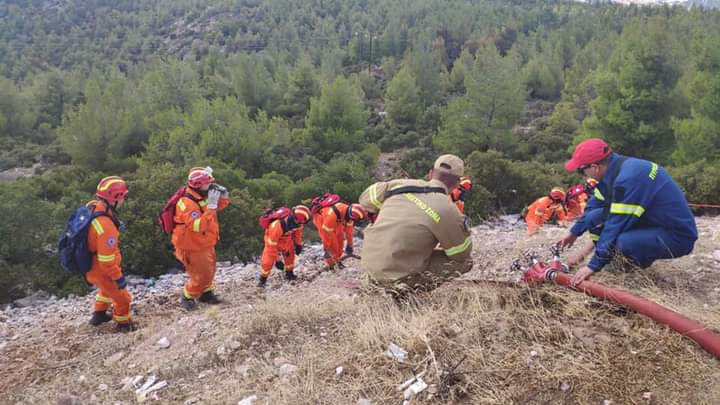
[157, 337, 171, 349]
[98, 383, 108, 391]
[642, 392, 653, 400]
[78, 375, 87, 383]
[560, 382, 571, 392]
[335, 366, 344, 376]
[357, 399, 371, 405]
[238, 395, 257, 405]
[530, 350, 539, 357]
[603, 400, 613, 405]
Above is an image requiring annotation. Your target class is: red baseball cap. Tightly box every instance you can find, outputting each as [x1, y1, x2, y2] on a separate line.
[565, 138, 613, 172]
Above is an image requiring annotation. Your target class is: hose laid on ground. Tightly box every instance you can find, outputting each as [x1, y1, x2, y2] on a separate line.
[549, 271, 720, 360]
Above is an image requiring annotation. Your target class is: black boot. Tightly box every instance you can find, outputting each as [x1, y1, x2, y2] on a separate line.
[257, 276, 268, 288]
[115, 322, 136, 333]
[285, 271, 297, 281]
[199, 291, 222, 304]
[180, 295, 197, 311]
[88, 311, 112, 326]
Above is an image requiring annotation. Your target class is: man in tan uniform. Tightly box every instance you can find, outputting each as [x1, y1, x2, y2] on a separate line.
[359, 154, 473, 292]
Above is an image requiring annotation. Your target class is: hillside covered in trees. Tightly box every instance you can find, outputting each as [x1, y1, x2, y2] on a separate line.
[1, 0, 720, 300]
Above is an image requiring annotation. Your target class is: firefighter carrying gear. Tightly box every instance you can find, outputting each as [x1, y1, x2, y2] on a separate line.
[567, 151, 697, 272]
[260, 206, 310, 282]
[524, 188, 568, 235]
[564, 183, 589, 222]
[450, 176, 472, 214]
[172, 174, 230, 301]
[358, 160, 473, 291]
[313, 202, 357, 268]
[85, 199, 132, 325]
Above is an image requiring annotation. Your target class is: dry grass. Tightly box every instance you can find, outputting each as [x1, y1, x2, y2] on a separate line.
[4, 218, 720, 404]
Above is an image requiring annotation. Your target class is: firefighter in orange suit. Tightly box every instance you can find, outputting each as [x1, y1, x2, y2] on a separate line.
[450, 176, 472, 214]
[258, 205, 312, 288]
[525, 187, 568, 235]
[172, 167, 230, 310]
[314, 202, 367, 270]
[86, 176, 133, 332]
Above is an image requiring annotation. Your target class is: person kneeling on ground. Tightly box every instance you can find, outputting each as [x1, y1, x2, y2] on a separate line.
[358, 154, 473, 295]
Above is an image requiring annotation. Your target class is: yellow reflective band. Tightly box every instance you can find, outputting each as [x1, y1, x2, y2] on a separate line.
[177, 199, 187, 211]
[113, 315, 130, 322]
[590, 234, 600, 241]
[593, 188, 605, 201]
[369, 184, 381, 209]
[649, 163, 658, 180]
[199, 200, 208, 207]
[403, 193, 441, 223]
[266, 238, 278, 246]
[610, 203, 645, 217]
[321, 224, 335, 232]
[445, 237, 472, 256]
[98, 178, 123, 191]
[95, 295, 112, 303]
[202, 285, 214, 293]
[91, 219, 104, 235]
[192, 218, 201, 232]
[97, 253, 116, 263]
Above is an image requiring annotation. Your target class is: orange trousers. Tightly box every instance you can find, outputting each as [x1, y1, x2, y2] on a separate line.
[175, 248, 217, 299]
[320, 228, 344, 266]
[85, 267, 132, 324]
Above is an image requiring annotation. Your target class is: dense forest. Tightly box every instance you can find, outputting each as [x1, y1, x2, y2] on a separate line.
[1, 0, 719, 300]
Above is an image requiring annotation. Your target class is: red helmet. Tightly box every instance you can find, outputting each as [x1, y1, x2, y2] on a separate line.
[458, 176, 472, 191]
[566, 184, 585, 200]
[187, 167, 214, 188]
[292, 205, 312, 225]
[450, 188, 463, 202]
[96, 176, 129, 203]
[549, 187, 566, 202]
[348, 203, 367, 222]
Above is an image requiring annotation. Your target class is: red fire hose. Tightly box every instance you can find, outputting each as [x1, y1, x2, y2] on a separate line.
[554, 272, 720, 359]
[520, 257, 720, 360]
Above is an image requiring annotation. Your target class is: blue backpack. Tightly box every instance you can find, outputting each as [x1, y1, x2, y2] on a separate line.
[58, 206, 108, 274]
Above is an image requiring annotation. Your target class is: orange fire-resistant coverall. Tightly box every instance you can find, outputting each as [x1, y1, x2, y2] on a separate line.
[313, 203, 354, 267]
[450, 188, 465, 214]
[260, 220, 305, 278]
[565, 192, 589, 222]
[85, 200, 132, 324]
[171, 188, 230, 299]
[525, 196, 567, 235]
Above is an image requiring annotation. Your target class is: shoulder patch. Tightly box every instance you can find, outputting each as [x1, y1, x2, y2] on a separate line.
[191, 211, 200, 219]
[106, 237, 117, 247]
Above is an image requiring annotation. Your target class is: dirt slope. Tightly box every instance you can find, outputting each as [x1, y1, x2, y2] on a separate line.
[2, 217, 720, 404]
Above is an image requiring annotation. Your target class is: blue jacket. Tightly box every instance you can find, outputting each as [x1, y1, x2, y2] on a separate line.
[572, 154, 697, 272]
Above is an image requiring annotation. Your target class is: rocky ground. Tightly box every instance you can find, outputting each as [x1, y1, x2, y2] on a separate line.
[1, 216, 720, 404]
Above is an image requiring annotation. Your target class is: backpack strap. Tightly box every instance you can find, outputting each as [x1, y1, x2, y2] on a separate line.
[601, 156, 629, 222]
[384, 186, 447, 199]
[331, 204, 342, 221]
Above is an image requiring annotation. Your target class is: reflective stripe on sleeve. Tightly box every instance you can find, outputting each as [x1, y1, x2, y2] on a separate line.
[91, 219, 104, 235]
[192, 218, 202, 232]
[369, 185, 381, 209]
[444, 237, 472, 256]
[97, 253, 116, 263]
[610, 203, 645, 217]
[95, 295, 112, 303]
[593, 188, 605, 201]
[177, 199, 187, 211]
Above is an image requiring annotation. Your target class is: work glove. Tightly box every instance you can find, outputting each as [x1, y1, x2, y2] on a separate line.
[275, 260, 285, 270]
[295, 244, 303, 255]
[207, 189, 221, 210]
[344, 245, 353, 255]
[115, 276, 127, 290]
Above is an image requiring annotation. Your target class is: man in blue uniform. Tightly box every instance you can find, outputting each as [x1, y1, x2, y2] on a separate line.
[558, 138, 698, 286]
